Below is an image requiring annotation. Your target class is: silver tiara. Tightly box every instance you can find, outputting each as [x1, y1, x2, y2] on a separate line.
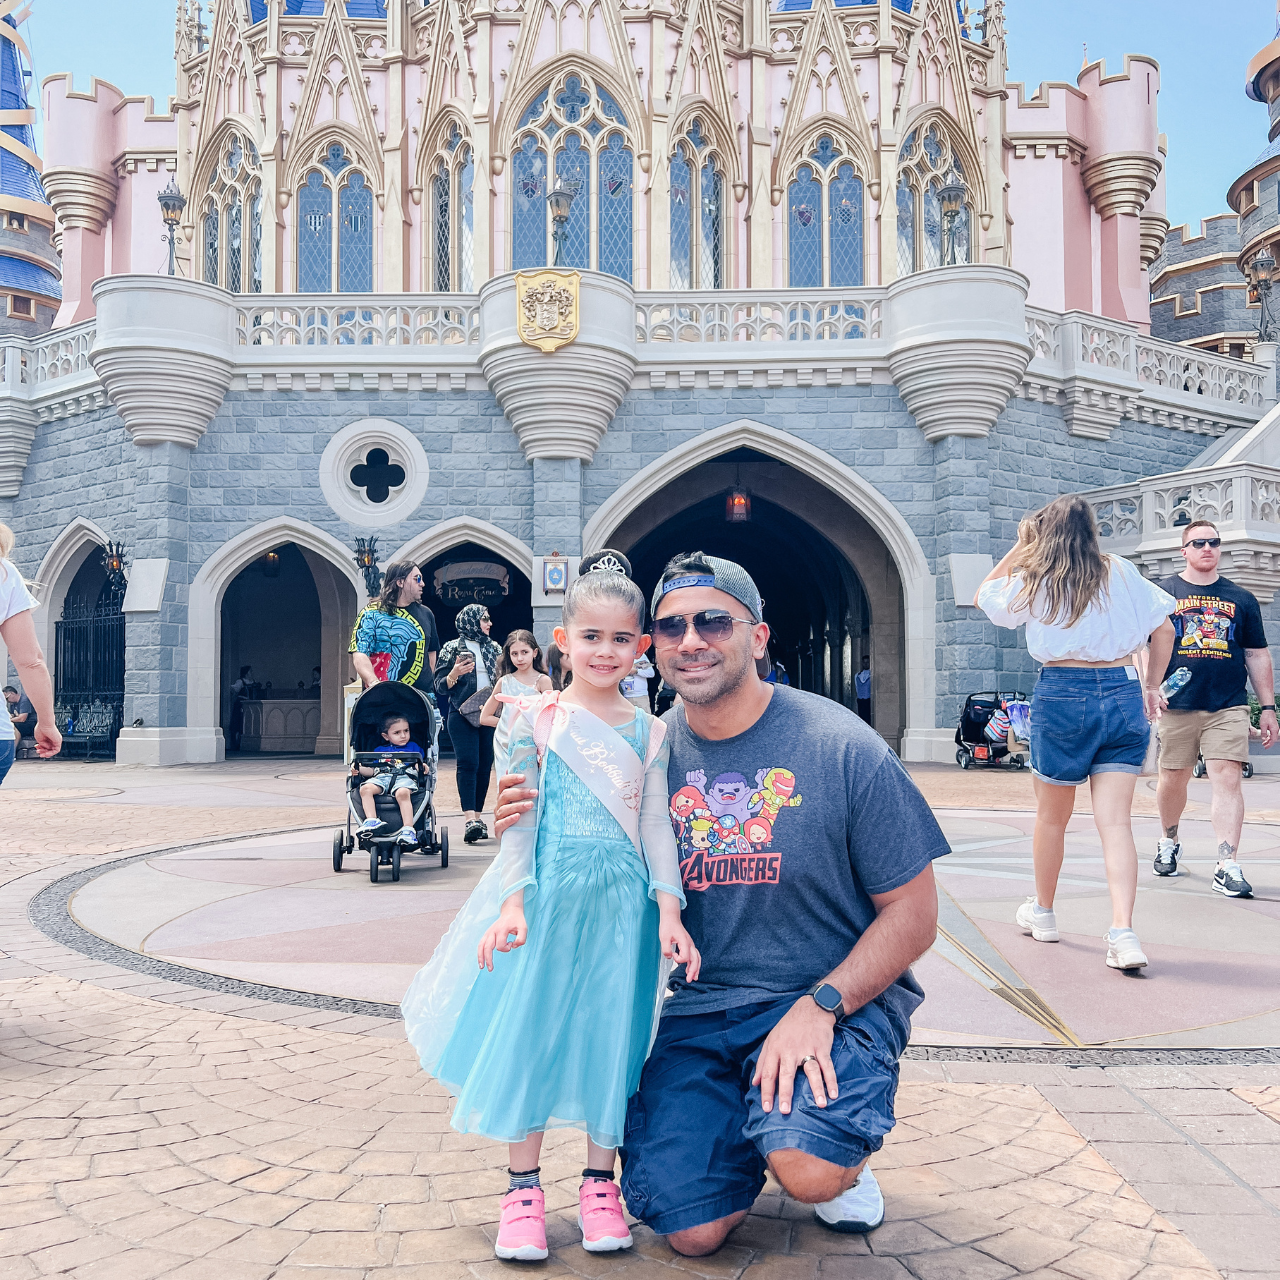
[588, 553, 627, 576]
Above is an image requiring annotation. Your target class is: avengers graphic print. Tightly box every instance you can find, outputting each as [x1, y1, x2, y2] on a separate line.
[670, 765, 803, 890]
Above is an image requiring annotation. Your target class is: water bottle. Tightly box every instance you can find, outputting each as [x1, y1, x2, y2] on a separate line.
[1159, 667, 1193, 700]
[66, 718, 74, 735]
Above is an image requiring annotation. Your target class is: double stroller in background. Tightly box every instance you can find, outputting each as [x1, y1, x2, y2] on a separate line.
[332, 681, 449, 883]
[955, 690, 1031, 770]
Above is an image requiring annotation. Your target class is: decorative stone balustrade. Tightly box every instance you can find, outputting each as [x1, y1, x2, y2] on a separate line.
[1021, 306, 1270, 440]
[1088, 463, 1280, 600]
[634, 291, 885, 344]
[235, 298, 481, 347]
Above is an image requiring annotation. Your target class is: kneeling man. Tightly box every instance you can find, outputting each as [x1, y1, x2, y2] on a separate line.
[498, 553, 947, 1254]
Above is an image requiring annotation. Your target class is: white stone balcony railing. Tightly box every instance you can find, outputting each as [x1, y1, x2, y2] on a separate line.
[634, 289, 885, 344]
[1088, 462, 1280, 600]
[234, 296, 481, 347]
[1021, 306, 1271, 439]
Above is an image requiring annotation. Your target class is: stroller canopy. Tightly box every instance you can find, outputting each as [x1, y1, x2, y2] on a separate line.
[350, 681, 437, 754]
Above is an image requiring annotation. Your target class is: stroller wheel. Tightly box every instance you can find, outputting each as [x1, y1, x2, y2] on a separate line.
[1243, 761, 1255, 779]
[391, 844, 402, 882]
[369, 846, 380, 883]
[440, 827, 449, 869]
[958, 750, 972, 770]
[1193, 758, 1206, 779]
[332, 830, 345, 873]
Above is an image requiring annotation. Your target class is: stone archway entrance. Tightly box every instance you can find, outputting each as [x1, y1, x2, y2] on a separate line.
[609, 448, 907, 749]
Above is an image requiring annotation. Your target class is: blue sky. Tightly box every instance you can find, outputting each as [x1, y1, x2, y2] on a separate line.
[19, 0, 1278, 231]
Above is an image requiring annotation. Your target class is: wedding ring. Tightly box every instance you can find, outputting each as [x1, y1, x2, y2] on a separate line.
[799, 1055, 816, 1067]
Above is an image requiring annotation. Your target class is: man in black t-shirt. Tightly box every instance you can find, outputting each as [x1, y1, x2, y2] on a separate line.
[1154, 521, 1277, 899]
[407, 601, 440, 677]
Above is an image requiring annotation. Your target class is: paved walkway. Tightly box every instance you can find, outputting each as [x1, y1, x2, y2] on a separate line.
[1, 755, 1278, 1278]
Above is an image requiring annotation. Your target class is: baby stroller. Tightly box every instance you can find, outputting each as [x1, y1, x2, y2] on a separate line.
[955, 690, 1031, 770]
[333, 681, 448, 883]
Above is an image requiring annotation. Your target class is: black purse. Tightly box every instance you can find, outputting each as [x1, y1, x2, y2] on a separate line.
[457, 685, 493, 728]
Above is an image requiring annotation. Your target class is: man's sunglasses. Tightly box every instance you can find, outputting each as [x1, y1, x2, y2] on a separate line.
[1185, 537, 1221, 549]
[652, 610, 756, 645]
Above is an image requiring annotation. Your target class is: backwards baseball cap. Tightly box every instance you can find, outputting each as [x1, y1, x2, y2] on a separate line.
[651, 553, 764, 622]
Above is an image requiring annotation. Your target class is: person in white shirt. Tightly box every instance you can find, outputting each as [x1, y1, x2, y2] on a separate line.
[854, 657, 871, 723]
[975, 495, 1176, 973]
[0, 523, 61, 782]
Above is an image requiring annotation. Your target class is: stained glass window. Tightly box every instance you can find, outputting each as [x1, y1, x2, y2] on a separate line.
[459, 146, 475, 292]
[896, 176, 914, 277]
[949, 204, 971, 266]
[700, 160, 722, 290]
[298, 170, 332, 292]
[829, 163, 863, 287]
[432, 164, 450, 291]
[519, 90, 548, 128]
[250, 188, 262, 293]
[512, 135, 547, 269]
[598, 133, 632, 283]
[203, 205, 219, 286]
[810, 134, 838, 169]
[556, 133, 590, 268]
[322, 143, 351, 176]
[788, 165, 821, 288]
[226, 195, 242, 293]
[339, 172, 373, 292]
[922, 182, 942, 271]
[597, 87, 627, 126]
[688, 118, 707, 150]
[670, 143, 692, 290]
[556, 75, 590, 123]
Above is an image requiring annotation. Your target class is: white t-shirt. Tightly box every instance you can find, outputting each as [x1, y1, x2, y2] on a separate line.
[0, 561, 37, 626]
[977, 554, 1175, 664]
[465, 640, 494, 687]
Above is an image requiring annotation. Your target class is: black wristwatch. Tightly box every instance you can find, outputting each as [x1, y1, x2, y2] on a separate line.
[1262, 705, 1276, 712]
[807, 981, 845, 1020]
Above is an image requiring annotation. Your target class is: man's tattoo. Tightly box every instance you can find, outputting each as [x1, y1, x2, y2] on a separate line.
[1218, 841, 1237, 860]
[1164, 825, 1179, 840]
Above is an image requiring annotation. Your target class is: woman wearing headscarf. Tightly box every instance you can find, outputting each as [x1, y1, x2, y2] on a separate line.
[435, 604, 501, 844]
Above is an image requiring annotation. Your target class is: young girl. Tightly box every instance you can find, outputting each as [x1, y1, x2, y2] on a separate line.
[402, 553, 698, 1262]
[976, 495, 1176, 972]
[479, 630, 553, 778]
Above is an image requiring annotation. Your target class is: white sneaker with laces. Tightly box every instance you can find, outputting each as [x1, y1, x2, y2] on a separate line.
[1015, 897, 1059, 942]
[814, 1168, 883, 1234]
[1105, 928, 1148, 971]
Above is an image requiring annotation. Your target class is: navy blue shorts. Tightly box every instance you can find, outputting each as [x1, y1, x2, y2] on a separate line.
[619, 996, 905, 1237]
[1030, 666, 1149, 787]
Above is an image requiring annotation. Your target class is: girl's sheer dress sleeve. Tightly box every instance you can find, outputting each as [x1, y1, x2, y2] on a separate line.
[497, 713, 540, 903]
[639, 730, 685, 906]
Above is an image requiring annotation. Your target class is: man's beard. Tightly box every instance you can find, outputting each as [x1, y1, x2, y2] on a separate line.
[658, 641, 755, 706]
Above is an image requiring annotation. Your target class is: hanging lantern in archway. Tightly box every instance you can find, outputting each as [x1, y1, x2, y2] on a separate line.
[262, 550, 281, 578]
[725, 489, 751, 523]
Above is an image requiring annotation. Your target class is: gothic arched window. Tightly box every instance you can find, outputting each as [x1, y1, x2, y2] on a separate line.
[199, 134, 261, 293]
[296, 143, 375, 292]
[427, 128, 475, 292]
[510, 73, 635, 283]
[669, 120, 725, 290]
[895, 124, 973, 277]
[786, 135, 865, 288]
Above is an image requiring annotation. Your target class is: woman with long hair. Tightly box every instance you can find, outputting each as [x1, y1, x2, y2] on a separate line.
[976, 495, 1176, 972]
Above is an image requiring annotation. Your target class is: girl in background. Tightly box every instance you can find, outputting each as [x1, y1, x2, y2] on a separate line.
[402, 554, 698, 1263]
[480, 629, 552, 777]
[976, 496, 1176, 972]
[545, 642, 572, 691]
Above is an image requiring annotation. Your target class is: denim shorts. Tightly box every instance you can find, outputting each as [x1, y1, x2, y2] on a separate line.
[619, 996, 904, 1236]
[1030, 666, 1149, 787]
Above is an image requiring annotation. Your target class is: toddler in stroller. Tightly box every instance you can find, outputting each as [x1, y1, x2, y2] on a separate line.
[334, 681, 448, 883]
[358, 713, 425, 845]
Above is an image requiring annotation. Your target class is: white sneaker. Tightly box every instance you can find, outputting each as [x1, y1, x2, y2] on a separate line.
[1105, 928, 1148, 971]
[814, 1168, 884, 1234]
[1015, 897, 1059, 942]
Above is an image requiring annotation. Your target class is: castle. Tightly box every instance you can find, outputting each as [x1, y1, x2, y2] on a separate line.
[2, 0, 1277, 766]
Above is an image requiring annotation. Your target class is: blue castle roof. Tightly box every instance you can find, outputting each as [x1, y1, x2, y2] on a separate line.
[0, 16, 47, 209]
[249, 0, 387, 18]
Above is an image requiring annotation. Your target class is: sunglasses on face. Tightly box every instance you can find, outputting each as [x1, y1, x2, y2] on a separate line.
[1185, 538, 1221, 549]
[652, 610, 756, 646]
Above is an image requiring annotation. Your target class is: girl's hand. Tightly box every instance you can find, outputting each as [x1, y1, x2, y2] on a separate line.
[478, 907, 527, 971]
[659, 914, 701, 983]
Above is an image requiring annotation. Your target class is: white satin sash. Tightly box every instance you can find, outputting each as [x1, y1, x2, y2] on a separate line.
[495, 691, 667, 858]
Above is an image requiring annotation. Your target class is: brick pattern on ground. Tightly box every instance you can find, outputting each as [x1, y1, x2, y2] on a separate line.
[0, 976, 1231, 1280]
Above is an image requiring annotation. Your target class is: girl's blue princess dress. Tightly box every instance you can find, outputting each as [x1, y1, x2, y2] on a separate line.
[401, 695, 684, 1149]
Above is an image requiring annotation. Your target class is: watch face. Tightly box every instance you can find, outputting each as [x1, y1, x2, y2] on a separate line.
[814, 984, 841, 1012]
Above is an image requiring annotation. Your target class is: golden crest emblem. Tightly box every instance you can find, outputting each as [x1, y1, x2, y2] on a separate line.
[515, 269, 580, 353]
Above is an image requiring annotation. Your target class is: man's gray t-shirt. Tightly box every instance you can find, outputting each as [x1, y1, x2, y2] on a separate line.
[663, 685, 949, 1034]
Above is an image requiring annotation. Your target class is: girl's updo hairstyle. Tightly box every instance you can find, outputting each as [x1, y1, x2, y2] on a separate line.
[563, 549, 646, 630]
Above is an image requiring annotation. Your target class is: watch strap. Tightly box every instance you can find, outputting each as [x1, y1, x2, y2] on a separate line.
[1261, 705, 1276, 712]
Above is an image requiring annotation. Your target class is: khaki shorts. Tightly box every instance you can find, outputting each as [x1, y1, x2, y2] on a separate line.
[1157, 706, 1251, 770]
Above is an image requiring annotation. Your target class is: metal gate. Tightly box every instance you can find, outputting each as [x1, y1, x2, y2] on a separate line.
[54, 580, 126, 753]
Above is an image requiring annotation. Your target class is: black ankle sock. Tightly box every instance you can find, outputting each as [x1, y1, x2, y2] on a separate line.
[508, 1167, 541, 1191]
[582, 1167, 615, 1182]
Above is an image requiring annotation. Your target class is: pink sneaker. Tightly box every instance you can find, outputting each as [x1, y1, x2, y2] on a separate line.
[495, 1187, 549, 1261]
[578, 1178, 633, 1253]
